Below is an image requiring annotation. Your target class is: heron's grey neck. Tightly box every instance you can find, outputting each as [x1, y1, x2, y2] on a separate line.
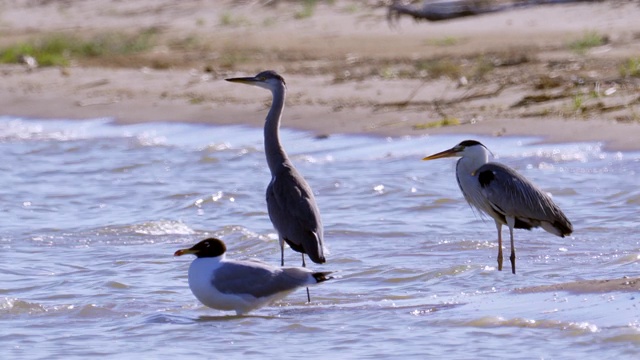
[264, 84, 289, 174]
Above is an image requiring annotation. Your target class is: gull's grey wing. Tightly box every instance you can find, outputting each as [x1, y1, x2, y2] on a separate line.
[212, 260, 313, 299]
[476, 163, 572, 235]
[266, 161, 325, 263]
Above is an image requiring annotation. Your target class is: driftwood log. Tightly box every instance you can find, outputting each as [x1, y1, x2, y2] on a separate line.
[387, 0, 603, 26]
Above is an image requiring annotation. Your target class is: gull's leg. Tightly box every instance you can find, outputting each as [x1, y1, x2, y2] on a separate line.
[302, 254, 311, 303]
[495, 221, 503, 271]
[506, 216, 516, 274]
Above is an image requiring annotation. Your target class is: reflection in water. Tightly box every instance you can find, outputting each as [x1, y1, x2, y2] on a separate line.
[1, 117, 639, 358]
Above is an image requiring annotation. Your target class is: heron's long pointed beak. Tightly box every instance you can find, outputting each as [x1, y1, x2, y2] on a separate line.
[174, 248, 196, 257]
[225, 76, 260, 85]
[422, 147, 460, 161]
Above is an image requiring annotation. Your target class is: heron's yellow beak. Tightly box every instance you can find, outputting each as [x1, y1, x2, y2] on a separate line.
[422, 147, 460, 161]
[225, 76, 260, 85]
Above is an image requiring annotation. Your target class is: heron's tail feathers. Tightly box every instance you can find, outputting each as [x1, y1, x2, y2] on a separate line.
[541, 218, 573, 237]
[305, 230, 326, 264]
[310, 253, 326, 265]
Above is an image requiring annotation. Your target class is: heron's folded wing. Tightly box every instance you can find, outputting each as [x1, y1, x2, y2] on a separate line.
[476, 163, 564, 222]
[266, 163, 324, 258]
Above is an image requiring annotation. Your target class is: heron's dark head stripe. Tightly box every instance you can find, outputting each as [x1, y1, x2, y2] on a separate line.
[459, 140, 484, 148]
[256, 70, 286, 85]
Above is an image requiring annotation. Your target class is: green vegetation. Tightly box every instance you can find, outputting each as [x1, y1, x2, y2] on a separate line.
[572, 93, 585, 112]
[343, 4, 359, 13]
[471, 57, 495, 80]
[168, 34, 210, 52]
[219, 12, 233, 26]
[427, 36, 460, 47]
[218, 50, 251, 69]
[415, 59, 462, 80]
[219, 12, 250, 27]
[294, 0, 317, 19]
[263, 17, 278, 27]
[0, 28, 158, 67]
[379, 67, 398, 80]
[412, 55, 497, 81]
[619, 57, 640, 78]
[188, 93, 206, 105]
[413, 117, 461, 129]
[568, 31, 607, 54]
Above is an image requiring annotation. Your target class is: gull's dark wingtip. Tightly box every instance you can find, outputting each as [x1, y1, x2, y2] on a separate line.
[312, 271, 333, 283]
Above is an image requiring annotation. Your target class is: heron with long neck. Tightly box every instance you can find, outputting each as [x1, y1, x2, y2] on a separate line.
[226, 71, 326, 301]
[423, 140, 573, 274]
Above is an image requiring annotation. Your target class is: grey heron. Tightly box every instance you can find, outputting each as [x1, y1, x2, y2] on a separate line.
[422, 140, 573, 274]
[174, 238, 332, 315]
[226, 71, 326, 301]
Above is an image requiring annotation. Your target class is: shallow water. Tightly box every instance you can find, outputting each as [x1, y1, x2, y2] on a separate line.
[1, 117, 639, 359]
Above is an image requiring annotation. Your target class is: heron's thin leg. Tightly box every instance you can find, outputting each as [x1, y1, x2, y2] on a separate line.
[506, 216, 516, 274]
[280, 241, 285, 266]
[302, 254, 311, 303]
[509, 228, 516, 274]
[495, 221, 503, 271]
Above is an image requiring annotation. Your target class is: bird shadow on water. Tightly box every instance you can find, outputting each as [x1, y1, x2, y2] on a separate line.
[143, 302, 461, 325]
[143, 312, 281, 325]
[277, 301, 462, 317]
[196, 314, 281, 322]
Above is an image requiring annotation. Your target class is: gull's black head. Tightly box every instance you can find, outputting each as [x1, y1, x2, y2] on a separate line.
[174, 238, 227, 258]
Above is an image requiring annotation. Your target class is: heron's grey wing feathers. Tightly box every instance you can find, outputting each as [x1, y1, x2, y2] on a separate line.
[266, 162, 325, 261]
[476, 163, 572, 233]
[212, 260, 312, 299]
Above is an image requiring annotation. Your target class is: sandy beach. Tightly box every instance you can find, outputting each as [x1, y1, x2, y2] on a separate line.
[1, 0, 639, 151]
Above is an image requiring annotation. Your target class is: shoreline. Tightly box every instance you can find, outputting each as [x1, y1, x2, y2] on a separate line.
[2, 65, 639, 151]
